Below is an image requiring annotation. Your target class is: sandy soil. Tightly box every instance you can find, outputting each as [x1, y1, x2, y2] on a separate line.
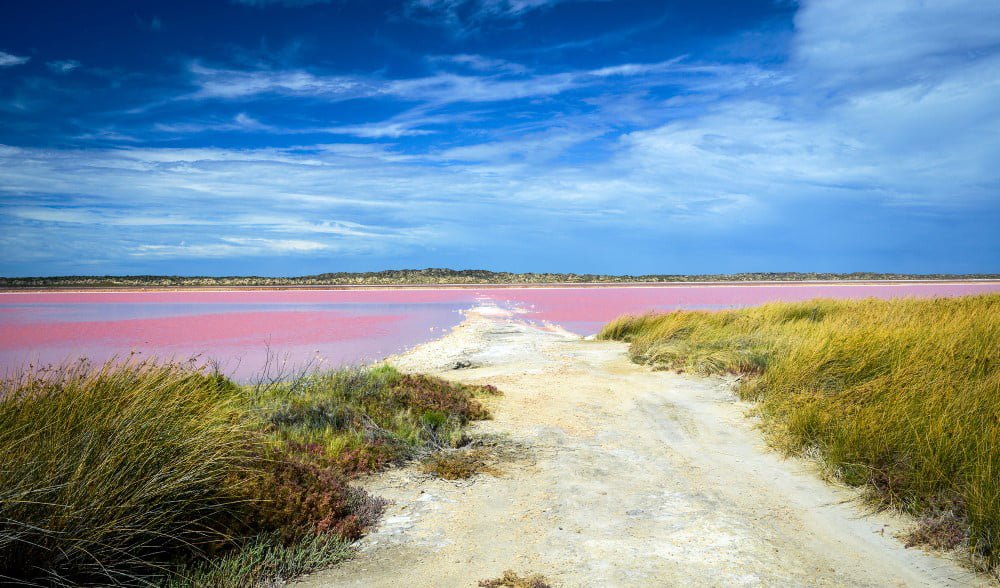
[296, 306, 987, 588]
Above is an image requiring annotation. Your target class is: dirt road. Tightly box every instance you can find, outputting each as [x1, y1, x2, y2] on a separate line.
[297, 306, 984, 587]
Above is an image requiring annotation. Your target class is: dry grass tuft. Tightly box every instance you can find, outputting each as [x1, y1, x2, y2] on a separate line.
[906, 509, 968, 551]
[421, 448, 498, 480]
[478, 570, 552, 588]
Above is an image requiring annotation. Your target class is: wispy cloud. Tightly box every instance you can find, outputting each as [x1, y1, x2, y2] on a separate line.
[514, 11, 670, 54]
[185, 57, 702, 106]
[231, 0, 331, 6]
[434, 126, 605, 163]
[186, 62, 375, 100]
[153, 112, 274, 134]
[46, 60, 81, 74]
[427, 53, 528, 74]
[0, 51, 30, 67]
[407, 0, 549, 20]
[152, 109, 455, 138]
[134, 15, 163, 32]
[319, 121, 436, 139]
[405, 0, 595, 33]
[133, 237, 330, 258]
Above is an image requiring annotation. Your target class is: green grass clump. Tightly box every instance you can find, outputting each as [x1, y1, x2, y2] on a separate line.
[599, 294, 999, 570]
[0, 360, 495, 586]
[0, 360, 254, 585]
[164, 532, 352, 588]
[256, 366, 498, 476]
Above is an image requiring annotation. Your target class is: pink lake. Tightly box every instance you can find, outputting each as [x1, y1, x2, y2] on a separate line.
[1, 282, 997, 380]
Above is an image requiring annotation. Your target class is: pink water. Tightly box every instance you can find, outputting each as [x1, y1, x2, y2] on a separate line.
[1, 283, 996, 380]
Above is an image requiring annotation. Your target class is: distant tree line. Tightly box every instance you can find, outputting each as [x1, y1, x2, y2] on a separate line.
[1, 269, 997, 289]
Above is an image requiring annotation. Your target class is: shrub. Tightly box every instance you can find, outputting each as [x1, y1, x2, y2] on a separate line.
[245, 448, 386, 542]
[260, 367, 497, 475]
[390, 374, 493, 422]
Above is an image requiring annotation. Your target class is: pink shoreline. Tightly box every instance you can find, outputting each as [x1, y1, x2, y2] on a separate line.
[2, 283, 997, 380]
[2, 278, 999, 297]
[2, 281, 999, 305]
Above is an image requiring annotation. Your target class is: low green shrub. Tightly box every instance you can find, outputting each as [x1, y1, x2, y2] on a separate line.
[245, 447, 386, 542]
[258, 366, 498, 475]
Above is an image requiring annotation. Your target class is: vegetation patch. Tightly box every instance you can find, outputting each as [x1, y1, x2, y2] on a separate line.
[905, 509, 968, 552]
[421, 448, 498, 480]
[257, 367, 499, 476]
[420, 433, 524, 480]
[478, 570, 552, 588]
[0, 360, 494, 586]
[600, 294, 999, 574]
[163, 532, 353, 588]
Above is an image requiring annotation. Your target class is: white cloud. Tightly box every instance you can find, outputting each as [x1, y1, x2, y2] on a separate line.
[47, 60, 82, 74]
[185, 57, 696, 106]
[589, 59, 684, 77]
[154, 112, 275, 134]
[320, 121, 435, 138]
[0, 51, 30, 67]
[428, 53, 528, 74]
[152, 109, 454, 138]
[0, 143, 454, 264]
[385, 70, 578, 103]
[793, 0, 1000, 90]
[133, 238, 330, 258]
[186, 62, 374, 100]
[0, 131, 738, 268]
[605, 0, 1000, 213]
[435, 127, 604, 163]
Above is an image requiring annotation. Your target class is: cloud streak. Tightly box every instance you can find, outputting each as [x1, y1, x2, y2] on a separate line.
[46, 60, 82, 74]
[184, 56, 721, 106]
[405, 0, 581, 33]
[0, 51, 30, 67]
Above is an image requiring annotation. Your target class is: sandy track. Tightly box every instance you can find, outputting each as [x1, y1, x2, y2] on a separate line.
[296, 306, 985, 588]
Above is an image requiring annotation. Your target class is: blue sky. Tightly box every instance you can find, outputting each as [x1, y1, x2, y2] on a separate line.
[0, 0, 998, 276]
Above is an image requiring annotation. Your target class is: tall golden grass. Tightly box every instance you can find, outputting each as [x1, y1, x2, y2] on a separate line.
[0, 359, 255, 585]
[0, 359, 495, 586]
[599, 294, 999, 570]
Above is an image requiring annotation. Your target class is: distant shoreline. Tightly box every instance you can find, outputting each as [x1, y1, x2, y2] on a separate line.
[5, 269, 999, 292]
[3, 278, 1000, 294]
